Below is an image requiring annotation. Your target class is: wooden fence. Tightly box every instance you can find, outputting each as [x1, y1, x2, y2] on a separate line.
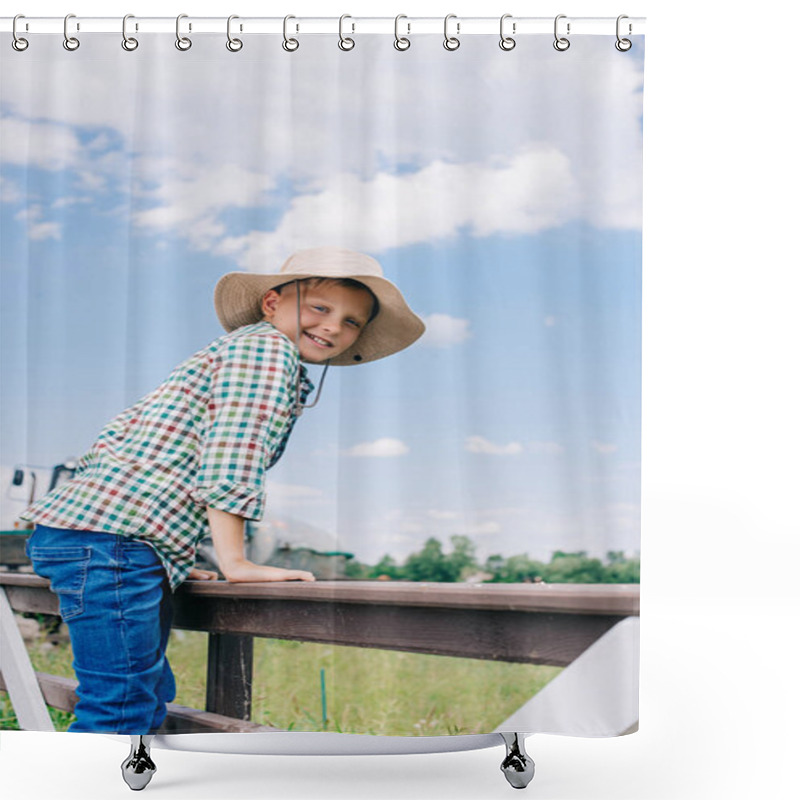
[0, 572, 639, 733]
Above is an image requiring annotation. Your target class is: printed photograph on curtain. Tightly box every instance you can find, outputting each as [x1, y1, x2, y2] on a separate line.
[0, 32, 643, 737]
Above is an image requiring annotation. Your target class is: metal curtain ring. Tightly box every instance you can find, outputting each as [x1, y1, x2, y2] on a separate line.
[176, 14, 192, 51]
[122, 14, 138, 51]
[443, 14, 460, 51]
[499, 14, 516, 51]
[553, 14, 570, 51]
[12, 15, 29, 51]
[338, 14, 355, 51]
[394, 15, 410, 50]
[226, 15, 243, 51]
[283, 15, 299, 52]
[63, 13, 80, 51]
[615, 15, 632, 51]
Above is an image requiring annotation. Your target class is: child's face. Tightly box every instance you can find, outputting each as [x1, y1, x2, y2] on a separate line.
[260, 281, 374, 362]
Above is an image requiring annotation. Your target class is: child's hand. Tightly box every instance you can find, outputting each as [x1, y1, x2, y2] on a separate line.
[222, 561, 316, 584]
[188, 567, 219, 581]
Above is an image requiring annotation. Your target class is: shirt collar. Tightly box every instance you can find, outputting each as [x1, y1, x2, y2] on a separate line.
[256, 320, 316, 402]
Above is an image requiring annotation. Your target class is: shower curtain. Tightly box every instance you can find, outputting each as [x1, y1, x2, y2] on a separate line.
[0, 23, 643, 741]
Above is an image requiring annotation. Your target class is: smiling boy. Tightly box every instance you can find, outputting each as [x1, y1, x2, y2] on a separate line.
[261, 278, 377, 363]
[21, 246, 425, 734]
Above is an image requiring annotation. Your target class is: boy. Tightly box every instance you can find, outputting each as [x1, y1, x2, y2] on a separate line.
[21, 246, 425, 735]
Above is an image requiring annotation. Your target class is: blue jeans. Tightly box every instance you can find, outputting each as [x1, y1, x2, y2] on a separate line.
[26, 525, 176, 734]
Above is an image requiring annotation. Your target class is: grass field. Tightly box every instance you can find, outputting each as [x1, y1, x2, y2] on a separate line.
[2, 620, 561, 734]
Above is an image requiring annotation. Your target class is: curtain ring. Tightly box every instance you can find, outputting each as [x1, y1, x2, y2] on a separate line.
[338, 14, 355, 51]
[63, 13, 80, 51]
[12, 15, 29, 52]
[499, 14, 516, 51]
[443, 14, 460, 51]
[283, 15, 299, 52]
[394, 15, 410, 51]
[176, 14, 192, 51]
[615, 15, 632, 51]
[226, 15, 243, 52]
[553, 14, 570, 51]
[121, 14, 138, 51]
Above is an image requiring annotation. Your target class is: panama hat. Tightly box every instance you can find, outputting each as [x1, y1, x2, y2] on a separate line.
[214, 247, 425, 366]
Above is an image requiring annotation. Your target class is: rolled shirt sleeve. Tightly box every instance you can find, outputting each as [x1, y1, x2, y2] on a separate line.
[21, 322, 314, 589]
[189, 330, 301, 519]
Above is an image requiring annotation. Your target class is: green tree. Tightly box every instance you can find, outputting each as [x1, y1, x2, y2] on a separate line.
[484, 553, 547, 583]
[448, 535, 478, 580]
[604, 556, 640, 583]
[404, 537, 460, 582]
[368, 554, 404, 580]
[544, 552, 605, 583]
[344, 558, 369, 579]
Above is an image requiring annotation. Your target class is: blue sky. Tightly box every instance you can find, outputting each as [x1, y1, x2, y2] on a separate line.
[1, 34, 643, 564]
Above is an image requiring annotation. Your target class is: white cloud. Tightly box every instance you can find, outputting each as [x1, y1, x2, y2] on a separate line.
[466, 436, 524, 456]
[133, 162, 277, 234]
[13, 205, 62, 241]
[214, 146, 579, 270]
[0, 176, 22, 204]
[29, 222, 63, 241]
[0, 39, 643, 259]
[51, 196, 92, 210]
[344, 438, 409, 458]
[544, 315, 557, 327]
[419, 314, 471, 348]
[0, 115, 83, 171]
[76, 170, 108, 193]
[528, 441, 564, 455]
[592, 441, 619, 454]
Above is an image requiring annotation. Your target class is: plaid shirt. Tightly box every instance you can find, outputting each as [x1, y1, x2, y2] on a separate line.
[21, 321, 314, 589]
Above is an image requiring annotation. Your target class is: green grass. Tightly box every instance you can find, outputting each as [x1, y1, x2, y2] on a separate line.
[2, 623, 561, 735]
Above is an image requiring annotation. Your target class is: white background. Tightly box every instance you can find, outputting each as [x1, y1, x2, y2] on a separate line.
[2, 1, 798, 799]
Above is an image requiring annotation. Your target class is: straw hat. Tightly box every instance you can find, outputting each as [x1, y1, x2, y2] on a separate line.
[214, 247, 426, 365]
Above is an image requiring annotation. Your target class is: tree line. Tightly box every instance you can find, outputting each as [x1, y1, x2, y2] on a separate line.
[345, 535, 640, 584]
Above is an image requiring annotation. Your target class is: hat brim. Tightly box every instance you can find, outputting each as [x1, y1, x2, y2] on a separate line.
[214, 272, 425, 366]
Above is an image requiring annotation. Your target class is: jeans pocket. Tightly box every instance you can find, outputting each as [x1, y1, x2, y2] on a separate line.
[120, 538, 161, 569]
[28, 546, 91, 621]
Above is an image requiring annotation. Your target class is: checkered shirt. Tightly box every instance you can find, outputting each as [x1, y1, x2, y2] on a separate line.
[21, 321, 314, 589]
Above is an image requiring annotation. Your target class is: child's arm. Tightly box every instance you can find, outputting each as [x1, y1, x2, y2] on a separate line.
[207, 507, 315, 583]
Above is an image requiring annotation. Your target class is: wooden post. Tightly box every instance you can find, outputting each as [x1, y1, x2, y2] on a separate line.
[205, 633, 253, 720]
[0, 587, 55, 731]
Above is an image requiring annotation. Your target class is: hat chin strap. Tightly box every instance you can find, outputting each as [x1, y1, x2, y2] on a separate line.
[292, 279, 330, 416]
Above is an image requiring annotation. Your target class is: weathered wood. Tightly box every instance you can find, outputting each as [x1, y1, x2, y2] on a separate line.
[0, 573, 638, 666]
[206, 633, 253, 719]
[1, 582, 60, 615]
[0, 587, 55, 731]
[174, 597, 620, 667]
[0, 572, 640, 616]
[177, 579, 640, 616]
[0, 534, 31, 566]
[0, 671, 275, 733]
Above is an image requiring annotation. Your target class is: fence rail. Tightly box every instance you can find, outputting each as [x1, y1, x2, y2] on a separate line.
[0, 572, 639, 732]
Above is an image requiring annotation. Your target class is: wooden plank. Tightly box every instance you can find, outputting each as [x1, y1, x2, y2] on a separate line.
[0, 534, 31, 566]
[0, 572, 640, 616]
[0, 588, 55, 731]
[206, 633, 253, 719]
[0, 573, 635, 665]
[173, 597, 621, 666]
[0, 671, 275, 733]
[1, 583, 59, 615]
[177, 579, 640, 616]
